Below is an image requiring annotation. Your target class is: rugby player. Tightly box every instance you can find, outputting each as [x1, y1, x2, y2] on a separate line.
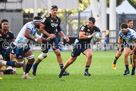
[32, 5, 70, 76]
[117, 23, 136, 75]
[58, 17, 102, 78]
[0, 16, 50, 79]
[0, 19, 17, 75]
[112, 19, 134, 69]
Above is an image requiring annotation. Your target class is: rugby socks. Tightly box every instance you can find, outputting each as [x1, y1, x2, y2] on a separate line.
[132, 67, 135, 72]
[60, 64, 64, 70]
[113, 56, 118, 64]
[85, 66, 90, 72]
[125, 64, 129, 70]
[6, 61, 16, 67]
[25, 63, 33, 73]
[33, 62, 39, 71]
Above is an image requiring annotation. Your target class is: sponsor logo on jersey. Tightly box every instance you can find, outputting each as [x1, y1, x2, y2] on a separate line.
[81, 27, 85, 31]
[51, 23, 58, 27]
[87, 29, 90, 31]
[6, 35, 9, 38]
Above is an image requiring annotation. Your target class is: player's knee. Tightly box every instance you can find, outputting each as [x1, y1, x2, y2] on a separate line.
[38, 53, 47, 60]
[16, 61, 24, 67]
[26, 55, 35, 64]
[124, 53, 128, 58]
[87, 53, 92, 58]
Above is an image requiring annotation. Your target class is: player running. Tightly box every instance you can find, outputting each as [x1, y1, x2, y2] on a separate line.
[0, 16, 50, 79]
[58, 17, 102, 78]
[112, 19, 134, 69]
[32, 5, 70, 76]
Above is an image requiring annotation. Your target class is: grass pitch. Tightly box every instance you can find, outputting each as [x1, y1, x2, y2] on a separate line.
[0, 51, 136, 91]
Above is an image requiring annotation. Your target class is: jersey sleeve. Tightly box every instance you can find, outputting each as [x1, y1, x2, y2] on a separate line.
[41, 15, 49, 26]
[94, 26, 100, 32]
[118, 32, 123, 38]
[132, 33, 136, 40]
[26, 24, 33, 32]
[57, 18, 62, 32]
[80, 25, 86, 32]
[10, 32, 15, 39]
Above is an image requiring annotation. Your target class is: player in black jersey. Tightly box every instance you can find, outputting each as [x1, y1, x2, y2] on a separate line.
[58, 17, 102, 78]
[112, 19, 134, 70]
[0, 19, 16, 75]
[32, 5, 70, 76]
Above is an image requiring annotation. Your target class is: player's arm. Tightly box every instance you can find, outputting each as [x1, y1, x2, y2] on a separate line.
[24, 29, 42, 43]
[132, 36, 136, 54]
[59, 31, 69, 42]
[99, 30, 102, 40]
[79, 31, 95, 39]
[118, 36, 123, 52]
[38, 23, 55, 39]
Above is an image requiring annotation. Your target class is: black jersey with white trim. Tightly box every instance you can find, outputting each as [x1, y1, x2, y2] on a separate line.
[42, 14, 61, 38]
[75, 25, 100, 44]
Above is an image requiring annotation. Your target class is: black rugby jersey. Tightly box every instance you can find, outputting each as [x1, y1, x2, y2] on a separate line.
[75, 25, 100, 44]
[42, 14, 61, 37]
[0, 30, 14, 50]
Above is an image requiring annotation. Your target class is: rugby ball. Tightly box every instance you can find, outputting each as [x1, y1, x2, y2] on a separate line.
[93, 32, 100, 42]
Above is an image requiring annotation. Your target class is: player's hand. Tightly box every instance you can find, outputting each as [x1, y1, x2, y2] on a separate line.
[96, 37, 102, 42]
[49, 34, 55, 39]
[64, 36, 70, 42]
[37, 38, 42, 43]
[46, 37, 51, 41]
[91, 32, 96, 37]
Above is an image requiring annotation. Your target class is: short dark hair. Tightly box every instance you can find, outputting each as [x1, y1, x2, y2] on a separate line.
[126, 19, 133, 23]
[33, 16, 42, 20]
[120, 23, 128, 29]
[89, 17, 95, 24]
[1, 19, 8, 24]
[51, 5, 58, 10]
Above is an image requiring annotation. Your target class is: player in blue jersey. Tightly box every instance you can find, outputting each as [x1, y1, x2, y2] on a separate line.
[0, 19, 17, 75]
[32, 5, 70, 76]
[112, 19, 134, 69]
[117, 23, 136, 75]
[0, 16, 51, 79]
[58, 17, 102, 78]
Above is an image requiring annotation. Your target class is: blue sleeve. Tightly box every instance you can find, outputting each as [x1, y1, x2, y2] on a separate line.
[26, 24, 33, 32]
[118, 32, 122, 38]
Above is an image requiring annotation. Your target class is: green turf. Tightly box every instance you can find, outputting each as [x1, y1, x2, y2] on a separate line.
[0, 51, 136, 91]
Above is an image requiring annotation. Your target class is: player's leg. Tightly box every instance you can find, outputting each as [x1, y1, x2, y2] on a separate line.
[129, 45, 134, 68]
[32, 52, 47, 76]
[32, 42, 49, 76]
[23, 50, 35, 79]
[9, 52, 17, 74]
[130, 54, 132, 68]
[54, 48, 69, 76]
[58, 56, 77, 78]
[123, 48, 130, 75]
[112, 48, 123, 69]
[131, 53, 136, 75]
[83, 49, 92, 76]
[58, 46, 81, 78]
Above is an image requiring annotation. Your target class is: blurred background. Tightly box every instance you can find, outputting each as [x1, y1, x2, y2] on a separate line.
[0, 0, 136, 50]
